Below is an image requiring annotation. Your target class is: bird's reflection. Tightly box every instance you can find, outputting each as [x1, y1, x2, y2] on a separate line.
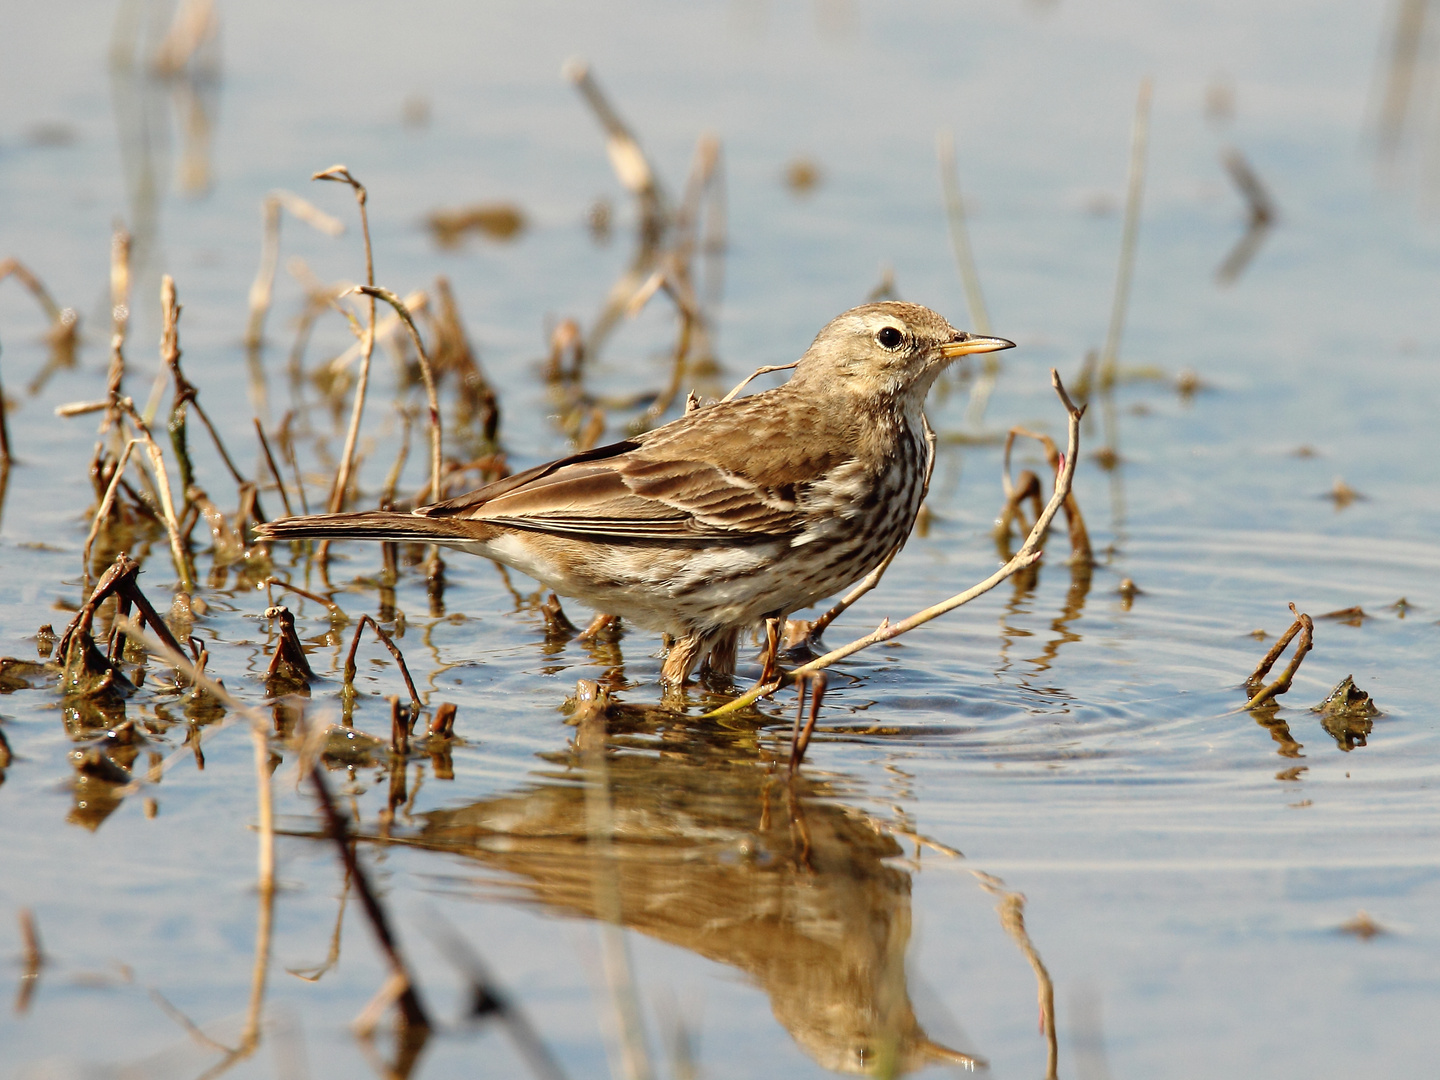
[383, 712, 981, 1075]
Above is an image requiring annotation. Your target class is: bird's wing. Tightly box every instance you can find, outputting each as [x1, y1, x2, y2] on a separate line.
[417, 396, 832, 543]
[411, 400, 829, 541]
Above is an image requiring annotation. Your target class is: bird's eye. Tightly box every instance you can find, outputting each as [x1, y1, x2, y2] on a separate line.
[876, 326, 904, 350]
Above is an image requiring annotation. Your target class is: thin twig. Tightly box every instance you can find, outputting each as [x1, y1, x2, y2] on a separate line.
[709, 369, 1084, 717]
[263, 576, 344, 616]
[719, 362, 797, 403]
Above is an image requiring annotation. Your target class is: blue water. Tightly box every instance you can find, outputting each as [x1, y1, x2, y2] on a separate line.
[2, 1, 1438, 1077]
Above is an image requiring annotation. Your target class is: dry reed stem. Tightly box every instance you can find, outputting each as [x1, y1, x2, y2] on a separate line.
[60, 553, 189, 667]
[388, 695, 409, 756]
[116, 397, 193, 592]
[150, 0, 217, 76]
[427, 701, 458, 739]
[1099, 78, 1152, 388]
[80, 438, 140, 587]
[343, 614, 422, 719]
[564, 60, 663, 212]
[313, 166, 375, 519]
[263, 605, 315, 685]
[0, 257, 72, 326]
[352, 285, 442, 504]
[709, 369, 1084, 717]
[254, 419, 294, 518]
[222, 719, 277, 1072]
[245, 191, 345, 350]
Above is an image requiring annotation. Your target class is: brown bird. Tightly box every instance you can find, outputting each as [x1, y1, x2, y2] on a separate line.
[256, 302, 1013, 685]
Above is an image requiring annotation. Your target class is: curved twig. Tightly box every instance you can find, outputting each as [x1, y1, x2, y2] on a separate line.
[352, 286, 442, 504]
[709, 369, 1084, 717]
[343, 614, 422, 719]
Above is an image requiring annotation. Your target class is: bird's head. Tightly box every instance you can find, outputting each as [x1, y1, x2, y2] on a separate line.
[795, 301, 1014, 405]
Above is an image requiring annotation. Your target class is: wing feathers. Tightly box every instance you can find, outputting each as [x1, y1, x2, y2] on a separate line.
[401, 388, 856, 545]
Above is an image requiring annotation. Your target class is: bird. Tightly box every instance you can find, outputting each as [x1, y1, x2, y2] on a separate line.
[256, 302, 1014, 686]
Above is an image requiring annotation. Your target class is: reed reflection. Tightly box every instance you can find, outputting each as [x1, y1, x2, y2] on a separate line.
[386, 701, 982, 1075]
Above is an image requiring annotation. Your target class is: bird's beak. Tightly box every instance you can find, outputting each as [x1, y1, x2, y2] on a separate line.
[940, 334, 1016, 358]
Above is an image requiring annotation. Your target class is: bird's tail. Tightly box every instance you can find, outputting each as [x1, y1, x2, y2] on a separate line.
[256, 511, 485, 545]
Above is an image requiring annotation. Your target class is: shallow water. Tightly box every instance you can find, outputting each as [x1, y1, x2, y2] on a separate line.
[2, 1, 1438, 1078]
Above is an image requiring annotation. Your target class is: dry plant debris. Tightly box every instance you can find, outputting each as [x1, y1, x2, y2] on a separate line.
[1243, 603, 1314, 710]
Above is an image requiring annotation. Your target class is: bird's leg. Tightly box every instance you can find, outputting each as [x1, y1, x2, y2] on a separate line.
[661, 633, 707, 687]
[757, 615, 782, 685]
[700, 627, 739, 676]
[579, 613, 620, 642]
